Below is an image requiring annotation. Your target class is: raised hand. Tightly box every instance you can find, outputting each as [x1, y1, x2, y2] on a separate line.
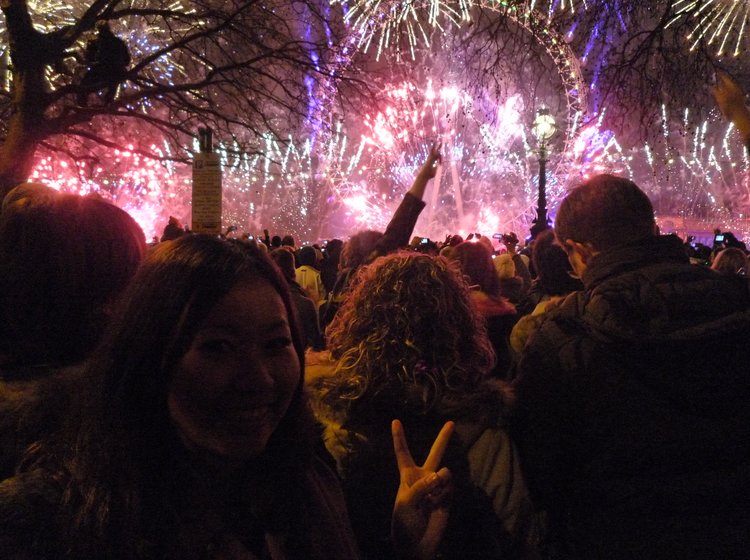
[391, 419, 454, 560]
[420, 143, 442, 180]
[408, 144, 442, 200]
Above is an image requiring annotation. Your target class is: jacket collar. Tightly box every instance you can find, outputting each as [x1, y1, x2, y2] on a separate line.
[582, 235, 689, 289]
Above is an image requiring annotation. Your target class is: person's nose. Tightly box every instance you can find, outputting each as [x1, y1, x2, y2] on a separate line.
[233, 349, 275, 392]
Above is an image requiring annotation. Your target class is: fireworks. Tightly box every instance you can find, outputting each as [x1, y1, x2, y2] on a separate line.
[336, 0, 471, 60]
[571, 104, 750, 240]
[30, 141, 190, 240]
[4, 0, 750, 243]
[668, 0, 750, 56]
[0, 0, 74, 35]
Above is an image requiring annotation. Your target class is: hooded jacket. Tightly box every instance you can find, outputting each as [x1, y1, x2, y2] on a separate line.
[306, 355, 538, 560]
[512, 234, 750, 559]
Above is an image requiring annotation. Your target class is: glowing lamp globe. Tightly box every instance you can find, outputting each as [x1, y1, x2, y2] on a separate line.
[532, 107, 556, 144]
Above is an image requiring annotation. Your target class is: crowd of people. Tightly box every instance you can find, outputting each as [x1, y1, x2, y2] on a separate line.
[0, 82, 749, 559]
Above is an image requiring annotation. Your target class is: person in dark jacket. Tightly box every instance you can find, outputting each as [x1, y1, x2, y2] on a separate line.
[450, 240, 517, 379]
[509, 228, 583, 360]
[319, 144, 441, 331]
[320, 238, 343, 294]
[77, 20, 130, 106]
[512, 174, 750, 559]
[78, 20, 130, 107]
[270, 247, 324, 350]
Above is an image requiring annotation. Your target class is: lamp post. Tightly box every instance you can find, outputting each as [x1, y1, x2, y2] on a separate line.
[530, 107, 556, 239]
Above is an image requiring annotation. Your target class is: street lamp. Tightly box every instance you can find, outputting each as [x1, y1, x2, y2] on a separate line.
[530, 107, 556, 239]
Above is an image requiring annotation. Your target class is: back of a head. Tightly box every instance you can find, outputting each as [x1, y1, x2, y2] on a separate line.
[1, 182, 60, 212]
[451, 241, 500, 296]
[532, 228, 583, 296]
[281, 234, 295, 248]
[0, 191, 146, 368]
[712, 247, 748, 276]
[325, 252, 494, 409]
[340, 230, 383, 270]
[555, 174, 656, 251]
[270, 247, 296, 282]
[324, 238, 344, 260]
[333, 252, 470, 343]
[298, 246, 317, 267]
[160, 216, 184, 242]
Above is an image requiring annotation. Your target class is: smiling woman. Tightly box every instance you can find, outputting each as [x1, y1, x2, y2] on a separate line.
[0, 234, 458, 559]
[168, 278, 301, 462]
[0, 235, 361, 559]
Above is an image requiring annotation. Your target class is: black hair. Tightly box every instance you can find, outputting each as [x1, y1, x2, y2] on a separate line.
[0, 190, 145, 368]
[556, 174, 655, 251]
[52, 236, 314, 557]
[298, 245, 318, 267]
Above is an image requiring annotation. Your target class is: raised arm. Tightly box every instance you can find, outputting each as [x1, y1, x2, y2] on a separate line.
[372, 145, 442, 259]
[407, 144, 442, 200]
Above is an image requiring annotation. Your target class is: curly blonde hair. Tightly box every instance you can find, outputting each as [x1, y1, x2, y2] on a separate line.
[321, 251, 496, 416]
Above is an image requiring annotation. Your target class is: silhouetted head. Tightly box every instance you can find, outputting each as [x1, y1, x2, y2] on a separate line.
[556, 174, 656, 252]
[531, 228, 583, 296]
[298, 245, 317, 267]
[451, 241, 501, 297]
[555, 174, 656, 278]
[0, 188, 146, 368]
[270, 247, 296, 282]
[712, 247, 748, 276]
[340, 230, 383, 270]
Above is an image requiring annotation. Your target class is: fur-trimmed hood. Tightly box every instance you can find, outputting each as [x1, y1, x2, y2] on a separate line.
[305, 350, 515, 476]
[0, 365, 89, 479]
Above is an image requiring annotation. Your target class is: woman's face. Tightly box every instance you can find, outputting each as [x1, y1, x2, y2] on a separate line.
[168, 278, 300, 461]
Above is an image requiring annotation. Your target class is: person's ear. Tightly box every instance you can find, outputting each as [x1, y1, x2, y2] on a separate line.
[563, 239, 597, 278]
[563, 240, 597, 264]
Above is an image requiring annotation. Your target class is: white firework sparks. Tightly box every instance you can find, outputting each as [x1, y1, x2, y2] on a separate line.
[668, 0, 750, 56]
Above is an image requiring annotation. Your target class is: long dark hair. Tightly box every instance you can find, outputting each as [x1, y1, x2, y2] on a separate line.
[54, 235, 314, 557]
[451, 241, 502, 298]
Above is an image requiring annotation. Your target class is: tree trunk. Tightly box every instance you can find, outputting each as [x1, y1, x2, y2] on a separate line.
[0, 109, 43, 198]
[0, 73, 47, 197]
[0, 0, 52, 199]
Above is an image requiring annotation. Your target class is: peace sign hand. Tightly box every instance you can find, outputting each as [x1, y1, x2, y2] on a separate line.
[391, 419, 455, 560]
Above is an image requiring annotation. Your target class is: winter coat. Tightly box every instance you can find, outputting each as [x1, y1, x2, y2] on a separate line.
[0, 453, 360, 560]
[295, 265, 326, 305]
[470, 290, 518, 379]
[306, 357, 537, 559]
[0, 365, 89, 480]
[288, 281, 323, 350]
[509, 296, 565, 359]
[512, 234, 750, 559]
